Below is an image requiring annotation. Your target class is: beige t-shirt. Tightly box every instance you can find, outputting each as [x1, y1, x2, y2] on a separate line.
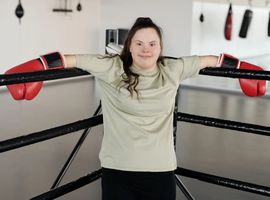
[76, 54, 201, 172]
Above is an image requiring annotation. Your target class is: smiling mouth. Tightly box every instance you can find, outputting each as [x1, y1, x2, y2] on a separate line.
[139, 55, 152, 58]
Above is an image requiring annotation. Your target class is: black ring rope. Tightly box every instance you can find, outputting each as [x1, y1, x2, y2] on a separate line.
[0, 111, 268, 197]
[178, 112, 270, 137]
[175, 167, 270, 197]
[1, 67, 270, 86]
[200, 67, 270, 80]
[0, 115, 103, 153]
[0, 68, 89, 86]
[1, 67, 270, 198]
[51, 102, 102, 190]
[175, 174, 195, 200]
[29, 166, 270, 199]
[174, 90, 195, 199]
[30, 169, 102, 200]
[1, 112, 268, 154]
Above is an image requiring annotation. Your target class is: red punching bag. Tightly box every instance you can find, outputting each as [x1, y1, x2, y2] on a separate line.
[224, 3, 233, 40]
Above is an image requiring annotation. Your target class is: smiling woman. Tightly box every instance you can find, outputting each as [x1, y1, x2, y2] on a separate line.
[63, 17, 220, 200]
[129, 28, 161, 71]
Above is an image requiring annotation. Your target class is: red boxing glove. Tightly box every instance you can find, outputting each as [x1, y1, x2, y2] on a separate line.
[217, 53, 267, 97]
[238, 62, 267, 97]
[5, 52, 65, 100]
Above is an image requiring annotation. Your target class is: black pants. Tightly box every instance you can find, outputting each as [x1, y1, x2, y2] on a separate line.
[101, 168, 176, 200]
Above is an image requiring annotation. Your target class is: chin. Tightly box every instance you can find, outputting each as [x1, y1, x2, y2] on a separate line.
[139, 63, 153, 68]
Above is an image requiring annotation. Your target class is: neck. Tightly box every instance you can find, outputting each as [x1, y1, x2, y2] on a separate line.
[133, 64, 157, 72]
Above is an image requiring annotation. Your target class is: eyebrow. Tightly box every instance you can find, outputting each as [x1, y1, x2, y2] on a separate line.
[134, 40, 158, 43]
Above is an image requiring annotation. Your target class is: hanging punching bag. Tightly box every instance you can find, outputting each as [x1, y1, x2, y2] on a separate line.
[239, 9, 253, 38]
[77, 1, 82, 11]
[15, 0, 24, 23]
[268, 12, 270, 37]
[224, 3, 233, 40]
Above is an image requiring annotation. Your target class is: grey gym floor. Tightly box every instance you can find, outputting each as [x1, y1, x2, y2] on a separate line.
[0, 75, 269, 200]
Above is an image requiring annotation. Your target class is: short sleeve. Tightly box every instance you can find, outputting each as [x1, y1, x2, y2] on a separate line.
[161, 56, 201, 85]
[179, 56, 201, 81]
[75, 54, 124, 83]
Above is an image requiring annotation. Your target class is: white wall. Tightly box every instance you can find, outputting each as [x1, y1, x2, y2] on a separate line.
[191, 1, 270, 61]
[3, 1, 270, 71]
[99, 0, 193, 57]
[0, 0, 101, 72]
[0, 0, 194, 74]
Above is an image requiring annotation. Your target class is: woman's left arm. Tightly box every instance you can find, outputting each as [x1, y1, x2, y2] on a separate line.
[198, 55, 219, 69]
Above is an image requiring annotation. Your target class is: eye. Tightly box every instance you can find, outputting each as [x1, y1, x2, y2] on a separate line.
[150, 43, 156, 47]
[136, 42, 142, 46]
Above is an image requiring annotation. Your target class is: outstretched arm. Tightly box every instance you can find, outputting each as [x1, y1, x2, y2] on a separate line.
[64, 55, 77, 68]
[198, 55, 219, 69]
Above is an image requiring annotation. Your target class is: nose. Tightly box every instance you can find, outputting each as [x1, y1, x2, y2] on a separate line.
[142, 44, 150, 52]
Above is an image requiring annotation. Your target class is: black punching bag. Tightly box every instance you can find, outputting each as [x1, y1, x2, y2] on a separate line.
[15, 0, 24, 23]
[239, 9, 253, 38]
[268, 12, 270, 37]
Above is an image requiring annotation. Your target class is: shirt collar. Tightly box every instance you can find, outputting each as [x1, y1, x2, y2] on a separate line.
[131, 64, 159, 77]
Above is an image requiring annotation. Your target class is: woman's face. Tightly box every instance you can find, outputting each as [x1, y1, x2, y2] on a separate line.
[129, 28, 161, 71]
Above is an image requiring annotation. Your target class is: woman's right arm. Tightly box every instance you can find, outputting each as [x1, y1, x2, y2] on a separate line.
[64, 55, 77, 68]
[63, 54, 123, 83]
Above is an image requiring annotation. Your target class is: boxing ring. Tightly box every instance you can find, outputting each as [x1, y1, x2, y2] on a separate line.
[0, 67, 270, 199]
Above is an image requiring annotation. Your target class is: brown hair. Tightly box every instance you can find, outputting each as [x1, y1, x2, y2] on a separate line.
[120, 17, 164, 97]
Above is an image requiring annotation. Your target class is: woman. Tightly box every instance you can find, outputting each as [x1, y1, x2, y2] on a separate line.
[4, 15, 265, 199]
[5, 17, 219, 199]
[64, 17, 218, 200]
